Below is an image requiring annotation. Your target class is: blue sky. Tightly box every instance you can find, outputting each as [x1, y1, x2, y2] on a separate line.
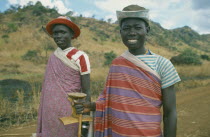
[1, 0, 210, 34]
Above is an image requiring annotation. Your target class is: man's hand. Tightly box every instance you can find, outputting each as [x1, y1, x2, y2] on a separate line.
[74, 102, 94, 114]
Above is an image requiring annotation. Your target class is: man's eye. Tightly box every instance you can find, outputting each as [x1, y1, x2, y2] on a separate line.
[136, 27, 142, 30]
[123, 27, 130, 31]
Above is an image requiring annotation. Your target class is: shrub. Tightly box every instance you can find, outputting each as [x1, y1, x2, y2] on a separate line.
[1, 34, 9, 43]
[201, 54, 210, 61]
[32, 1, 47, 16]
[21, 50, 44, 64]
[2, 34, 9, 39]
[22, 50, 38, 61]
[170, 48, 202, 65]
[104, 51, 117, 66]
[7, 23, 18, 32]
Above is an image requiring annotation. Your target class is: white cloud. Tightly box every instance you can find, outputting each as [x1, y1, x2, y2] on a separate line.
[8, 0, 71, 14]
[191, 8, 210, 34]
[81, 11, 94, 18]
[6, 0, 210, 34]
[104, 14, 117, 23]
[94, 0, 210, 34]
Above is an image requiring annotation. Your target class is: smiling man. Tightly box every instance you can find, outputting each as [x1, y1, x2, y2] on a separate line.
[75, 5, 181, 137]
[36, 16, 91, 137]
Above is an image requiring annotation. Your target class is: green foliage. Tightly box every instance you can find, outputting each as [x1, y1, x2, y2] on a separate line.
[22, 50, 39, 61]
[201, 54, 210, 61]
[13, 12, 27, 23]
[65, 11, 74, 17]
[92, 37, 98, 41]
[104, 51, 117, 66]
[7, 23, 18, 33]
[170, 49, 202, 65]
[1, 63, 20, 74]
[1, 34, 9, 39]
[1, 34, 9, 43]
[155, 35, 170, 47]
[32, 1, 47, 16]
[107, 18, 112, 23]
[89, 27, 110, 41]
[91, 80, 105, 96]
[21, 50, 44, 64]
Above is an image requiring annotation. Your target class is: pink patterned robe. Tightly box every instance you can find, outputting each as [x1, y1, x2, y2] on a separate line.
[36, 53, 81, 137]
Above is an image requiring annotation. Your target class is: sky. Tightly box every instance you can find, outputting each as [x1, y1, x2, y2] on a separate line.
[0, 0, 210, 34]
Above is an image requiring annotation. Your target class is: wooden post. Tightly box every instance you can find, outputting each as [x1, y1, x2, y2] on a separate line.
[78, 114, 82, 137]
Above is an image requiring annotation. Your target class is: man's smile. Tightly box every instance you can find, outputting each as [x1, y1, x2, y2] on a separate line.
[127, 39, 138, 44]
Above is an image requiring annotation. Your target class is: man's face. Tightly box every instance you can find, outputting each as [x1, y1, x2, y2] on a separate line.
[52, 24, 74, 50]
[120, 18, 148, 50]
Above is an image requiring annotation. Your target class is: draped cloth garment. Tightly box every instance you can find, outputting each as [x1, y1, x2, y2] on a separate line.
[36, 53, 81, 137]
[95, 51, 163, 137]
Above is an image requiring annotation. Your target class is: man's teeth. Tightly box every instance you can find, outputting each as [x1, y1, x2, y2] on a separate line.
[128, 40, 137, 43]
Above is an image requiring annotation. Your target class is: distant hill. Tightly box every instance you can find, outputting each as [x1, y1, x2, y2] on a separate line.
[1, 1, 209, 50]
[0, 1, 210, 82]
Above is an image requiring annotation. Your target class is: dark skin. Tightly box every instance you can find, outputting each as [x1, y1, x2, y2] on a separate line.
[120, 18, 150, 55]
[75, 18, 177, 137]
[52, 24, 91, 102]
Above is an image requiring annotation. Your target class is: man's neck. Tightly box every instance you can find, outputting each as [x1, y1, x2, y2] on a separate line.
[129, 47, 147, 55]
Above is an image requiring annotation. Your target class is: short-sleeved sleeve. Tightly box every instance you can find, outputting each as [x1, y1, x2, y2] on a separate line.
[75, 52, 91, 75]
[157, 56, 181, 89]
[66, 48, 91, 75]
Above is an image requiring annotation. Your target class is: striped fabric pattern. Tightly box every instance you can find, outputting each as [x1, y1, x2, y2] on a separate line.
[136, 51, 181, 89]
[64, 47, 91, 75]
[95, 56, 163, 137]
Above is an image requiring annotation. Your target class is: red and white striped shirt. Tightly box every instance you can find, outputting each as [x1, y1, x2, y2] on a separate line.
[54, 47, 90, 75]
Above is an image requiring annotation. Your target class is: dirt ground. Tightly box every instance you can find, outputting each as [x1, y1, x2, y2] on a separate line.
[0, 86, 210, 137]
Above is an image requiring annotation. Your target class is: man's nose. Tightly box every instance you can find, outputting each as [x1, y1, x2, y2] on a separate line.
[55, 33, 62, 38]
[129, 28, 137, 35]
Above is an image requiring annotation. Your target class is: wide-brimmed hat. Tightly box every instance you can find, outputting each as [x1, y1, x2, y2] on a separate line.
[46, 16, 80, 39]
[116, 5, 149, 26]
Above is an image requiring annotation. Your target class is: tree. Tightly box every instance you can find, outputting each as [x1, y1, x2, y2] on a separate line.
[66, 11, 74, 16]
[107, 18, 112, 24]
[43, 41, 55, 62]
[170, 48, 202, 65]
[104, 51, 117, 66]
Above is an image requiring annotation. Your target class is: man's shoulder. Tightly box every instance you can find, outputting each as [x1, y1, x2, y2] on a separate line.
[150, 52, 171, 63]
[113, 56, 124, 61]
[66, 48, 88, 60]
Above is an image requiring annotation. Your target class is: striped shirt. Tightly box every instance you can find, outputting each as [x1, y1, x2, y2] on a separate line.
[63, 47, 90, 75]
[136, 50, 181, 89]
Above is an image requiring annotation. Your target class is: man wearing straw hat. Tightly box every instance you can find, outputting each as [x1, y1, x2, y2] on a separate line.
[75, 5, 180, 137]
[36, 16, 91, 137]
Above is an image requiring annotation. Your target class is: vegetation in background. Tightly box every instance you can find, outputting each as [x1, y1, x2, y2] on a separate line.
[0, 89, 40, 128]
[170, 49, 202, 65]
[104, 51, 117, 66]
[1, 34, 9, 43]
[21, 50, 45, 64]
[0, 1, 210, 130]
[201, 54, 210, 61]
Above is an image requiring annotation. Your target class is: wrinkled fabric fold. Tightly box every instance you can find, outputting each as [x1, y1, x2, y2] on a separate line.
[94, 54, 162, 137]
[36, 53, 81, 137]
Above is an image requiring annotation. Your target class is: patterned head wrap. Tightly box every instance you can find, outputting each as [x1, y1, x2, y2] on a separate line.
[116, 5, 149, 26]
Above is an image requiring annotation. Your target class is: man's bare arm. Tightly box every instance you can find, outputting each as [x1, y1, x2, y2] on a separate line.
[162, 85, 177, 137]
[81, 74, 91, 102]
